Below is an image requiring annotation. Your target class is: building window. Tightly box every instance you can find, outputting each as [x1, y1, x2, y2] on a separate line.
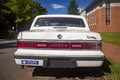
[93, 14, 96, 20]
[106, 2, 111, 25]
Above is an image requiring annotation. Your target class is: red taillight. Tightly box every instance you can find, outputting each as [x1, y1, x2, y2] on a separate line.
[17, 42, 49, 48]
[17, 42, 30, 48]
[17, 41, 100, 50]
[70, 43, 96, 49]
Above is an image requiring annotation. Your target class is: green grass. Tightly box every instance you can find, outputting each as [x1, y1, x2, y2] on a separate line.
[99, 32, 120, 79]
[103, 58, 120, 80]
[100, 32, 120, 46]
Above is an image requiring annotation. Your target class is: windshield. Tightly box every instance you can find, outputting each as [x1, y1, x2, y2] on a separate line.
[34, 17, 85, 27]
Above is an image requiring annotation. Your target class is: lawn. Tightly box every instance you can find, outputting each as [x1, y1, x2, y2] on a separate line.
[103, 58, 120, 80]
[100, 32, 120, 80]
[100, 32, 120, 46]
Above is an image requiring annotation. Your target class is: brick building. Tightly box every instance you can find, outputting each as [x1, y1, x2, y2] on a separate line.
[85, 0, 120, 32]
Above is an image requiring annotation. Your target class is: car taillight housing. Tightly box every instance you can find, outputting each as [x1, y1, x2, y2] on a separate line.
[17, 40, 101, 50]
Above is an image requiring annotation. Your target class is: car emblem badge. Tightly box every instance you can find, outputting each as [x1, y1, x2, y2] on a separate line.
[57, 34, 62, 39]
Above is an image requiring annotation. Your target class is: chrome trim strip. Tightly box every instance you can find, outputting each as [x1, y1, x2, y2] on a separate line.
[15, 55, 104, 61]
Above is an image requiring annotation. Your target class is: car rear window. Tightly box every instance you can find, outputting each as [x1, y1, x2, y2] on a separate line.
[34, 17, 85, 27]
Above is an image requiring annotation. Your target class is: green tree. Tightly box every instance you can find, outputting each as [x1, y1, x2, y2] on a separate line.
[30, 1, 47, 18]
[0, 0, 47, 38]
[0, 0, 16, 37]
[67, 0, 79, 15]
[5, 0, 47, 33]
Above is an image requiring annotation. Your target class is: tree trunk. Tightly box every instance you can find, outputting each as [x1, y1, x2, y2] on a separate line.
[15, 23, 18, 34]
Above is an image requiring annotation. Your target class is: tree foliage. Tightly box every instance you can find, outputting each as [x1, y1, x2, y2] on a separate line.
[0, 0, 16, 37]
[6, 0, 47, 23]
[0, 0, 47, 37]
[67, 0, 79, 15]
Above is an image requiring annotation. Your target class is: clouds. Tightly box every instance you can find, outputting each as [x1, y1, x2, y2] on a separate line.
[51, 4, 65, 9]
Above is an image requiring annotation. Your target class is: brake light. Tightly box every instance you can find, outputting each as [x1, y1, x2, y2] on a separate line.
[17, 42, 49, 48]
[17, 41, 100, 50]
[70, 43, 96, 49]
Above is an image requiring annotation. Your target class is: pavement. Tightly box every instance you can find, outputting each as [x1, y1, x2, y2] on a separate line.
[0, 39, 24, 80]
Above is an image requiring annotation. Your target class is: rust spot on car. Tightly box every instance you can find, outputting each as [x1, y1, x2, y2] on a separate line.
[57, 29, 66, 32]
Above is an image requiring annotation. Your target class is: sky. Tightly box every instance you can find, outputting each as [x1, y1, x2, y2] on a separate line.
[37, 0, 93, 14]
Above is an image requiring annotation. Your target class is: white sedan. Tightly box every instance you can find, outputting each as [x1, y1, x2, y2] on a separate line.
[14, 15, 104, 68]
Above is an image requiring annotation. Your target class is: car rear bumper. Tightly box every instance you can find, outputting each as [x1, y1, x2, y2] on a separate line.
[14, 49, 104, 68]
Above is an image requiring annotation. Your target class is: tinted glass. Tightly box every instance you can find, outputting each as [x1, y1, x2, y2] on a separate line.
[34, 17, 85, 27]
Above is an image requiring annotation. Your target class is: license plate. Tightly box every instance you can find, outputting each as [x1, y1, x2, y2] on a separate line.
[21, 60, 39, 65]
[47, 59, 70, 68]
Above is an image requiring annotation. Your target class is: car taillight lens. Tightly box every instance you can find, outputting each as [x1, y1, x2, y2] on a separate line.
[17, 42, 49, 48]
[70, 43, 96, 49]
[17, 41, 101, 50]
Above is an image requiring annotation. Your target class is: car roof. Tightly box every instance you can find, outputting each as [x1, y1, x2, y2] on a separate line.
[36, 14, 84, 19]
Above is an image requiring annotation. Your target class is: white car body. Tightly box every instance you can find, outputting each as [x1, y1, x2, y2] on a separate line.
[14, 15, 104, 68]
